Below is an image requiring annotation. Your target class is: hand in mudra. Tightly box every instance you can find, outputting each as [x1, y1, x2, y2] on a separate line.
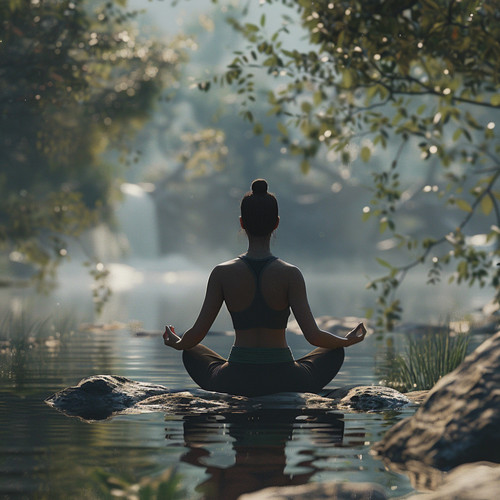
[345, 323, 367, 346]
[163, 325, 181, 349]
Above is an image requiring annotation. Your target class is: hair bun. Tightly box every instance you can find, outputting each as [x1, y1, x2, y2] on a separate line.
[251, 179, 268, 195]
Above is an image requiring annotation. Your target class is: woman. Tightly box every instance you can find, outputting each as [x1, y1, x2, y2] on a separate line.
[163, 179, 366, 397]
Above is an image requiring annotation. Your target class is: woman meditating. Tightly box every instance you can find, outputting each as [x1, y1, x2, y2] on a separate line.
[163, 179, 366, 397]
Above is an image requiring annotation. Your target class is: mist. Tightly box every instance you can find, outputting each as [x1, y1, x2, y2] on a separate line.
[2, 0, 492, 330]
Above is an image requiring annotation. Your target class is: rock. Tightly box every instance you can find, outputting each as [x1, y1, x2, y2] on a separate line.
[138, 390, 345, 416]
[45, 375, 172, 421]
[79, 321, 128, 333]
[482, 298, 500, 317]
[46, 376, 414, 422]
[238, 481, 388, 499]
[405, 462, 500, 500]
[396, 320, 478, 336]
[321, 385, 411, 411]
[372, 331, 500, 471]
[469, 321, 500, 335]
[287, 316, 371, 336]
[396, 323, 450, 336]
[136, 390, 246, 414]
[403, 390, 428, 406]
[135, 329, 232, 338]
[45, 376, 338, 421]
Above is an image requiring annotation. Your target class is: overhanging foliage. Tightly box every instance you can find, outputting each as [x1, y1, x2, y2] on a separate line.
[1, 0, 188, 299]
[210, 0, 500, 329]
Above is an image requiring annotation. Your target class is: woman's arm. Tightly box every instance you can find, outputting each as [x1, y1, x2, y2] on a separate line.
[288, 266, 366, 349]
[163, 266, 224, 350]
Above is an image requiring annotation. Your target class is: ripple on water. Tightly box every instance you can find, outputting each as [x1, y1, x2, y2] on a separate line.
[1, 319, 417, 499]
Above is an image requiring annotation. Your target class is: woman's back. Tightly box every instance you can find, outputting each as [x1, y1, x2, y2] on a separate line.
[217, 255, 293, 348]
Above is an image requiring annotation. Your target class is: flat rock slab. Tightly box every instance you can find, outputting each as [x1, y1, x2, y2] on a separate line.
[405, 462, 500, 500]
[45, 375, 414, 422]
[238, 461, 500, 500]
[238, 481, 388, 500]
[372, 331, 500, 472]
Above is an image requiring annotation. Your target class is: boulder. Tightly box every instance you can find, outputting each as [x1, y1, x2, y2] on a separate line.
[45, 376, 414, 422]
[372, 331, 500, 471]
[287, 316, 371, 336]
[405, 462, 500, 500]
[238, 462, 500, 500]
[321, 385, 411, 411]
[238, 481, 388, 499]
[45, 375, 171, 421]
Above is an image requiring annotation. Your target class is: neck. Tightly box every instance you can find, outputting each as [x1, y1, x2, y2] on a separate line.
[245, 235, 272, 258]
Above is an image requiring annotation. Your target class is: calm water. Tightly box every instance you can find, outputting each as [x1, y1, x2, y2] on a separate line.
[0, 260, 488, 499]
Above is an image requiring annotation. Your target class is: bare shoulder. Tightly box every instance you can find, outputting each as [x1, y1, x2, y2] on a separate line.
[210, 257, 245, 277]
[216, 257, 241, 268]
[274, 259, 304, 282]
[274, 258, 299, 269]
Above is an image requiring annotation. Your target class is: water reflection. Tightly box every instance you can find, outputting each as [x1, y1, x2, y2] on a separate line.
[175, 409, 345, 500]
[0, 309, 417, 499]
[0, 273, 453, 499]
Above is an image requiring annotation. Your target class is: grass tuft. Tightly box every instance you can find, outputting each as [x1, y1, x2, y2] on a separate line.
[379, 330, 471, 392]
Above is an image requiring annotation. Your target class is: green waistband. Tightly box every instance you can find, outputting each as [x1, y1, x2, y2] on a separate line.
[228, 346, 294, 364]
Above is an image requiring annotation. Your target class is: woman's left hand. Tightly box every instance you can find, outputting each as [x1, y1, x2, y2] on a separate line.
[345, 322, 367, 346]
[163, 325, 182, 350]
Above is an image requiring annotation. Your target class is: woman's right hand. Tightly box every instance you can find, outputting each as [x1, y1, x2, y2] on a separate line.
[163, 325, 182, 350]
[345, 322, 367, 346]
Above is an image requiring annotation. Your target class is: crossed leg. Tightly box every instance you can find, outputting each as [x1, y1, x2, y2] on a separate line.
[182, 344, 345, 396]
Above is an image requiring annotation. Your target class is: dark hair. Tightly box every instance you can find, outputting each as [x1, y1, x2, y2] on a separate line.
[240, 179, 278, 237]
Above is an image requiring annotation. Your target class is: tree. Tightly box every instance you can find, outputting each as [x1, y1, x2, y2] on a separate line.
[209, 0, 500, 329]
[1, 0, 188, 301]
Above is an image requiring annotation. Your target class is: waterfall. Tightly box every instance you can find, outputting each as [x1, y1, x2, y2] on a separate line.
[115, 183, 160, 260]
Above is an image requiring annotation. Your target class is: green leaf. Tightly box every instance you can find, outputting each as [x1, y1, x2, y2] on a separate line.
[342, 69, 354, 88]
[376, 257, 393, 269]
[301, 101, 312, 113]
[480, 195, 493, 216]
[417, 104, 427, 115]
[244, 23, 259, 33]
[9, 0, 24, 9]
[452, 128, 463, 142]
[277, 122, 288, 137]
[457, 260, 468, 278]
[491, 94, 500, 106]
[360, 146, 371, 162]
[391, 112, 403, 126]
[456, 199, 472, 212]
[309, 91, 321, 108]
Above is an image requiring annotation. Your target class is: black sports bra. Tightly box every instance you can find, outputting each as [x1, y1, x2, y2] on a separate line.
[229, 255, 290, 330]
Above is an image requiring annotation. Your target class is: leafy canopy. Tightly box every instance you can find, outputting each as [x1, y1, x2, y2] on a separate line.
[1, 0, 188, 298]
[213, 0, 500, 329]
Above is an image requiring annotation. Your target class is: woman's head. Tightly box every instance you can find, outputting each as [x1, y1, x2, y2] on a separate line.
[240, 179, 279, 237]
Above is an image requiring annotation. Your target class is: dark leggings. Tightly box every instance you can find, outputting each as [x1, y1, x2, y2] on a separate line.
[182, 344, 345, 397]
